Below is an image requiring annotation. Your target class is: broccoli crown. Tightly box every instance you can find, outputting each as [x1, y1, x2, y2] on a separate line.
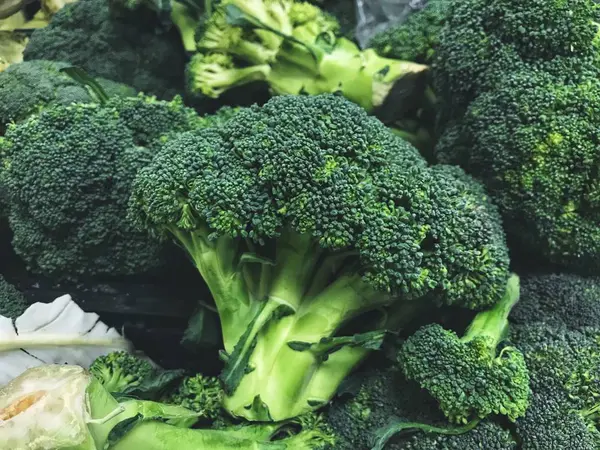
[400, 276, 530, 424]
[165, 374, 223, 420]
[0, 275, 28, 318]
[435, 64, 600, 272]
[434, 0, 600, 109]
[0, 60, 136, 134]
[511, 323, 600, 449]
[132, 93, 508, 308]
[129, 93, 510, 421]
[1, 94, 202, 280]
[22, 0, 187, 99]
[90, 351, 153, 393]
[368, 0, 451, 64]
[511, 274, 600, 329]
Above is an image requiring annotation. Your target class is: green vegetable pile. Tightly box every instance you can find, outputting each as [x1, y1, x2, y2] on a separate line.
[0, 0, 599, 448]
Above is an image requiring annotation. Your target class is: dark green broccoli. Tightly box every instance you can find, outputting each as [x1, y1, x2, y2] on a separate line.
[0, 275, 27, 318]
[22, 0, 187, 99]
[164, 373, 224, 420]
[435, 63, 600, 272]
[511, 323, 600, 449]
[0, 60, 136, 134]
[310, 0, 356, 39]
[368, 0, 452, 64]
[128, 93, 510, 421]
[400, 275, 530, 424]
[0, 94, 203, 280]
[90, 351, 154, 393]
[187, 0, 430, 117]
[511, 274, 600, 330]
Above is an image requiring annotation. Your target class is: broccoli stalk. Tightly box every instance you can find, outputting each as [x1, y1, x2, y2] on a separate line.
[189, 0, 429, 113]
[400, 274, 530, 424]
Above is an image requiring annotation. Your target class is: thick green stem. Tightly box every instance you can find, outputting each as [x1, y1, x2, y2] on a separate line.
[463, 274, 520, 347]
[170, 2, 200, 52]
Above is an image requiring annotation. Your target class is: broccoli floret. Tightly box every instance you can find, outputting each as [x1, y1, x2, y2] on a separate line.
[511, 274, 600, 330]
[0, 94, 202, 280]
[22, 0, 187, 99]
[511, 323, 600, 449]
[435, 63, 600, 272]
[369, 0, 452, 64]
[164, 374, 223, 420]
[128, 94, 510, 421]
[400, 275, 530, 424]
[0, 275, 27, 318]
[188, 0, 430, 117]
[90, 351, 154, 393]
[310, 0, 356, 40]
[0, 60, 136, 134]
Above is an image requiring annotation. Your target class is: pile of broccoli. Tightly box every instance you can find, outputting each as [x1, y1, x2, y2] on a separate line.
[2, 0, 600, 448]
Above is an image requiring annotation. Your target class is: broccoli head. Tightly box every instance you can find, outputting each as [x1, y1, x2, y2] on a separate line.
[129, 93, 510, 421]
[164, 373, 223, 420]
[400, 275, 530, 424]
[0, 94, 203, 280]
[22, 0, 187, 99]
[368, 0, 452, 64]
[0, 60, 136, 134]
[435, 63, 600, 272]
[0, 275, 27, 318]
[90, 351, 154, 393]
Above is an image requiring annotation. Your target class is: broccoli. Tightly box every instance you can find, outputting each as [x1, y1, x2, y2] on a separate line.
[511, 323, 600, 449]
[309, 0, 356, 40]
[22, 0, 187, 99]
[90, 351, 154, 394]
[510, 274, 600, 330]
[0, 94, 203, 280]
[128, 93, 510, 421]
[187, 0, 430, 118]
[399, 275, 530, 424]
[0, 60, 136, 134]
[163, 373, 223, 420]
[368, 0, 452, 64]
[431, 0, 600, 272]
[0, 364, 337, 449]
[0, 275, 27, 318]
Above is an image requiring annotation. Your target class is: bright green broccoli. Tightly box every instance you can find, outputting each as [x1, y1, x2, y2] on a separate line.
[128, 93, 510, 421]
[164, 373, 223, 420]
[90, 351, 154, 394]
[0, 60, 136, 134]
[368, 0, 452, 64]
[0, 94, 203, 280]
[399, 275, 530, 424]
[0, 275, 27, 318]
[22, 0, 187, 99]
[186, 0, 430, 118]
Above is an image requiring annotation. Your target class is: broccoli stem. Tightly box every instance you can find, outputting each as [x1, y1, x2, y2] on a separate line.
[192, 62, 271, 98]
[462, 274, 520, 348]
[170, 2, 200, 52]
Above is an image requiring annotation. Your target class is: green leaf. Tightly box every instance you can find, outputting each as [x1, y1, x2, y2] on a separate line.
[116, 369, 186, 401]
[288, 330, 388, 362]
[371, 418, 480, 450]
[181, 307, 221, 351]
[59, 66, 110, 104]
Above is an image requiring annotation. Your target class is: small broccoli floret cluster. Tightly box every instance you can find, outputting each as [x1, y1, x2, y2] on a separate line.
[0, 60, 136, 134]
[400, 275, 530, 424]
[90, 351, 154, 393]
[129, 93, 510, 421]
[433, 0, 600, 272]
[164, 374, 223, 420]
[0, 94, 203, 280]
[368, 0, 452, 64]
[22, 0, 187, 99]
[0, 275, 28, 318]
